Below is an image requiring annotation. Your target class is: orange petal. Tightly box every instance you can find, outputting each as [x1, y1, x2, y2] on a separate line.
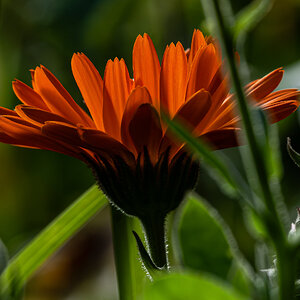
[175, 89, 212, 131]
[208, 72, 229, 111]
[187, 29, 207, 71]
[259, 89, 300, 123]
[71, 53, 104, 130]
[186, 43, 219, 99]
[103, 58, 132, 139]
[246, 68, 284, 100]
[129, 103, 162, 161]
[42, 121, 85, 147]
[258, 89, 299, 106]
[159, 90, 211, 157]
[201, 127, 239, 150]
[15, 105, 73, 127]
[121, 86, 152, 151]
[0, 107, 18, 116]
[197, 66, 230, 133]
[12, 80, 49, 111]
[160, 42, 188, 117]
[34, 66, 94, 127]
[185, 48, 190, 60]
[204, 98, 236, 132]
[133, 34, 160, 109]
[207, 63, 227, 96]
[0, 130, 34, 147]
[0, 116, 81, 158]
[79, 127, 135, 164]
[263, 101, 299, 123]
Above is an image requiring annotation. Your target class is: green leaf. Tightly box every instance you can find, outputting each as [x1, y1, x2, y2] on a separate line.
[0, 184, 107, 296]
[141, 273, 249, 300]
[177, 193, 252, 296]
[287, 137, 300, 168]
[178, 193, 234, 278]
[234, 0, 272, 39]
[245, 207, 269, 240]
[0, 240, 8, 275]
[227, 260, 252, 297]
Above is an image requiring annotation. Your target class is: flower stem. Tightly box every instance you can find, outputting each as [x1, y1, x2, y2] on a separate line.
[205, 0, 283, 224]
[111, 207, 136, 300]
[201, 0, 295, 298]
[142, 215, 168, 270]
[276, 245, 296, 300]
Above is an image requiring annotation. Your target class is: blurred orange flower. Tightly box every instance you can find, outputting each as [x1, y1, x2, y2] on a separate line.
[0, 29, 298, 218]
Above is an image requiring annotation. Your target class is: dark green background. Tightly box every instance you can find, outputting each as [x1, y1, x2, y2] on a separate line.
[0, 0, 299, 299]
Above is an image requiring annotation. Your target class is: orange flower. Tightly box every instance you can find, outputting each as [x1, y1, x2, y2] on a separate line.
[0, 29, 298, 220]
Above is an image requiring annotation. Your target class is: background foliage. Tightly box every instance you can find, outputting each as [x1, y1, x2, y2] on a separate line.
[0, 0, 300, 299]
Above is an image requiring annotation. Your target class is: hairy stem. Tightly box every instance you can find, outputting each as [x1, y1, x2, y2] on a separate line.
[111, 207, 136, 300]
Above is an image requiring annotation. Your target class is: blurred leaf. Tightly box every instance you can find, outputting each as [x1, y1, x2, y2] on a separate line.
[141, 272, 249, 300]
[178, 193, 233, 278]
[227, 260, 252, 297]
[234, 0, 272, 39]
[177, 193, 253, 296]
[0, 184, 107, 296]
[287, 137, 300, 168]
[245, 209, 268, 240]
[0, 240, 8, 275]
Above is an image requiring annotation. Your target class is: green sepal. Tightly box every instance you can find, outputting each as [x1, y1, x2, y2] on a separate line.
[132, 231, 162, 279]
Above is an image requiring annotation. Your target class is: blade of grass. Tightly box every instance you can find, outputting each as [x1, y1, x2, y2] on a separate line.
[200, 0, 285, 227]
[162, 113, 254, 207]
[200, 1, 295, 298]
[233, 0, 272, 40]
[0, 184, 107, 296]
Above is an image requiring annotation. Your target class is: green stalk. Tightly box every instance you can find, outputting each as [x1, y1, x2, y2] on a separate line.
[111, 207, 136, 300]
[205, 0, 281, 222]
[276, 245, 297, 300]
[201, 0, 295, 298]
[0, 185, 107, 297]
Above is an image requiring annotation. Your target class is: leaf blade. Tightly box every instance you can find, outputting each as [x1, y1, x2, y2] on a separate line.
[0, 184, 107, 296]
[142, 272, 249, 300]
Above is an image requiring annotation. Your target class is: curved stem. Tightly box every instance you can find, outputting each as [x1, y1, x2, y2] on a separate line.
[111, 207, 136, 300]
[142, 215, 168, 270]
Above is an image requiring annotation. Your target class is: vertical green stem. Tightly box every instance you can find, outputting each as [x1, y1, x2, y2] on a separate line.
[200, 0, 295, 298]
[208, 0, 282, 224]
[111, 207, 136, 300]
[142, 215, 168, 269]
[276, 246, 296, 300]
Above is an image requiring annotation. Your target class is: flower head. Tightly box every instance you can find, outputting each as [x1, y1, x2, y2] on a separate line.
[0, 29, 299, 220]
